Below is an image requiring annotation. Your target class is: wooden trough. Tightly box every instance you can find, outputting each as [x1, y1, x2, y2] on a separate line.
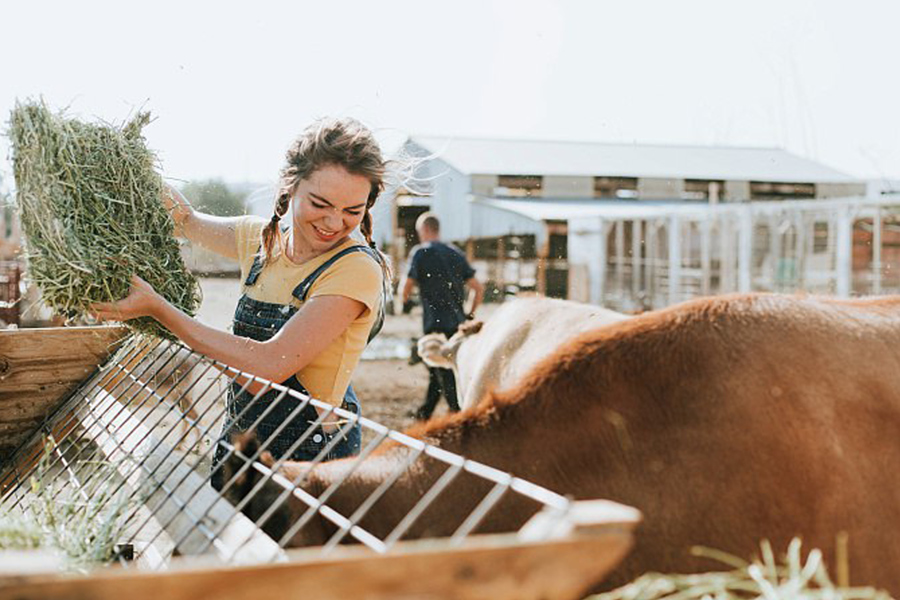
[0, 327, 640, 600]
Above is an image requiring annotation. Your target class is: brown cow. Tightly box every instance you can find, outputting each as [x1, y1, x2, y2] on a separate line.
[225, 293, 900, 593]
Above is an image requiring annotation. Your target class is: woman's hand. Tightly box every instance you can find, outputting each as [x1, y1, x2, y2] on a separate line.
[162, 183, 194, 234]
[90, 275, 164, 322]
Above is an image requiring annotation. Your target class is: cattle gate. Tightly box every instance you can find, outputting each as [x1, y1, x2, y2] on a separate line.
[0, 327, 638, 600]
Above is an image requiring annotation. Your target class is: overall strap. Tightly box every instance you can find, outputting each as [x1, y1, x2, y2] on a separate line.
[291, 245, 386, 343]
[244, 225, 290, 287]
[244, 248, 265, 286]
[291, 245, 381, 302]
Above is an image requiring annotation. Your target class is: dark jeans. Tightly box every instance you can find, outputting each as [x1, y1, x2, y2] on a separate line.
[415, 367, 460, 420]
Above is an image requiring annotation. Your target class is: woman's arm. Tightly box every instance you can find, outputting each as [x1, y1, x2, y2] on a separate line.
[90, 276, 365, 393]
[163, 185, 242, 260]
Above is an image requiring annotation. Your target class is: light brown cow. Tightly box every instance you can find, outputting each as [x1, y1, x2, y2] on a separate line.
[417, 296, 629, 410]
[227, 293, 900, 593]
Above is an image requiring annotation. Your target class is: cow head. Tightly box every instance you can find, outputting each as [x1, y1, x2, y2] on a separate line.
[417, 321, 485, 370]
[417, 333, 452, 368]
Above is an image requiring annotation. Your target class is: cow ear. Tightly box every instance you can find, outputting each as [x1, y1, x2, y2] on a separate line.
[442, 334, 465, 360]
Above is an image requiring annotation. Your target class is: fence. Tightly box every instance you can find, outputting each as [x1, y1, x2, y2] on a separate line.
[0, 261, 20, 327]
[567, 196, 900, 311]
[0, 329, 637, 599]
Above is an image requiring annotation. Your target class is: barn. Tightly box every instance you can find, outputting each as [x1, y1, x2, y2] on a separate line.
[373, 137, 900, 309]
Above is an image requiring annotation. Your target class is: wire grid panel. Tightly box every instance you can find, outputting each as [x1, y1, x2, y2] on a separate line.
[0, 334, 572, 570]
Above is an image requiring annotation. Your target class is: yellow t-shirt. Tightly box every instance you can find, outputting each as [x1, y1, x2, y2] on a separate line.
[234, 216, 382, 406]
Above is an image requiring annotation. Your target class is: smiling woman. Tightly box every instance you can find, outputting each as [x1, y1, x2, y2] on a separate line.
[90, 117, 391, 487]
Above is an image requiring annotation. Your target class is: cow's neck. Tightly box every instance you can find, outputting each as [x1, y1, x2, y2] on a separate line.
[298, 399, 564, 543]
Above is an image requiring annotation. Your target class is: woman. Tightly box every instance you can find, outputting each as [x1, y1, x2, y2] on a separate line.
[91, 118, 389, 489]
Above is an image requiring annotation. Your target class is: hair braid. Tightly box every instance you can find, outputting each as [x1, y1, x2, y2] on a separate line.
[260, 189, 291, 265]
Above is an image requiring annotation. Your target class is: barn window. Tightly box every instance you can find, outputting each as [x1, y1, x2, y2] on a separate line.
[594, 177, 638, 199]
[682, 179, 726, 202]
[750, 181, 816, 201]
[813, 221, 829, 254]
[496, 175, 543, 197]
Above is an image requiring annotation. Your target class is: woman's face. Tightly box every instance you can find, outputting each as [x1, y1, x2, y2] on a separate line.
[291, 164, 371, 254]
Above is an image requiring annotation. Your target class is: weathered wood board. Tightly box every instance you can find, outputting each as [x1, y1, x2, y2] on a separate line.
[0, 525, 635, 600]
[0, 326, 127, 459]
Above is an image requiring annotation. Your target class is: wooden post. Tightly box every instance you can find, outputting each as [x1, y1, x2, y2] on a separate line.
[614, 220, 625, 300]
[631, 219, 642, 304]
[497, 236, 506, 298]
[795, 212, 807, 291]
[596, 220, 610, 306]
[770, 215, 782, 291]
[738, 207, 753, 293]
[645, 221, 658, 306]
[835, 207, 852, 297]
[720, 216, 733, 293]
[700, 216, 711, 296]
[667, 216, 681, 306]
[874, 208, 883, 295]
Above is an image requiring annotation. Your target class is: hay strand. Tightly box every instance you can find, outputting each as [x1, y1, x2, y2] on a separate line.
[594, 539, 892, 600]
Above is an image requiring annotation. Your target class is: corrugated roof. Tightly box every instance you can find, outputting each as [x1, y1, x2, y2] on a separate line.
[409, 136, 859, 183]
[473, 195, 899, 225]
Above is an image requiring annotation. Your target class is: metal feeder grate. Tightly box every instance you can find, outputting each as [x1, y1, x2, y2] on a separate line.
[0, 331, 638, 599]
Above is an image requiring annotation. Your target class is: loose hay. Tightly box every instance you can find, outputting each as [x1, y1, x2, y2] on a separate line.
[0, 439, 139, 572]
[9, 99, 200, 337]
[594, 539, 892, 600]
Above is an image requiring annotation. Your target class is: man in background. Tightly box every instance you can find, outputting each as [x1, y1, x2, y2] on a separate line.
[402, 212, 483, 420]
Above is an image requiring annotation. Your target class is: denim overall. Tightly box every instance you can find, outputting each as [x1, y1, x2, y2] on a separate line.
[211, 244, 384, 490]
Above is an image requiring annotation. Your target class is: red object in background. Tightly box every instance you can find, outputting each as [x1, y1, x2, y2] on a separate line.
[0, 261, 20, 327]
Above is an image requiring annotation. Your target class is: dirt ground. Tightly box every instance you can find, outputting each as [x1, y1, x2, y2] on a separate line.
[195, 276, 486, 435]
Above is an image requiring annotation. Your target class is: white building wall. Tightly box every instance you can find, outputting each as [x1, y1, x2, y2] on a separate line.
[725, 180, 751, 201]
[398, 141, 473, 242]
[470, 201, 545, 243]
[817, 182, 867, 198]
[471, 175, 498, 196]
[638, 178, 683, 199]
[542, 176, 593, 198]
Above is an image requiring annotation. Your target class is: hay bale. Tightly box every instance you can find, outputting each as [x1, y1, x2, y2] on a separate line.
[9, 99, 200, 337]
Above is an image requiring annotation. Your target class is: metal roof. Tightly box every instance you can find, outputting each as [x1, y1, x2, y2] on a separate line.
[409, 136, 860, 184]
[473, 195, 900, 225]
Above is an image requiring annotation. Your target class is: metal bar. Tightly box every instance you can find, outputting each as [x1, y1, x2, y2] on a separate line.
[382, 462, 464, 549]
[109, 364, 240, 550]
[322, 444, 426, 552]
[0, 336, 156, 511]
[195, 398, 339, 553]
[450, 477, 513, 545]
[0, 336, 147, 499]
[124, 369, 255, 549]
[27, 342, 204, 516]
[273, 429, 390, 548]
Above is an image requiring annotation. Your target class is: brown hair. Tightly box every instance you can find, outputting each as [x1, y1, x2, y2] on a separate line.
[261, 117, 388, 270]
[415, 212, 440, 233]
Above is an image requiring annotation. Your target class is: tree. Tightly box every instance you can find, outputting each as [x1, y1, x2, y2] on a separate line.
[180, 179, 247, 217]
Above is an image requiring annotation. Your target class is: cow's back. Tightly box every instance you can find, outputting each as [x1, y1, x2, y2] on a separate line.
[456, 297, 628, 409]
[448, 294, 900, 592]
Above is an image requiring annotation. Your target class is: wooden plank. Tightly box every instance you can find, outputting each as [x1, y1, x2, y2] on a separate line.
[81, 389, 285, 565]
[0, 326, 127, 457]
[0, 526, 635, 600]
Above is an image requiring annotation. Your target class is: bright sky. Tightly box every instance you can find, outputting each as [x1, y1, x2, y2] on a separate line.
[1, 0, 897, 188]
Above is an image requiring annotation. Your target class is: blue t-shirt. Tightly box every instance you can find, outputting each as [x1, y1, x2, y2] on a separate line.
[407, 241, 476, 334]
